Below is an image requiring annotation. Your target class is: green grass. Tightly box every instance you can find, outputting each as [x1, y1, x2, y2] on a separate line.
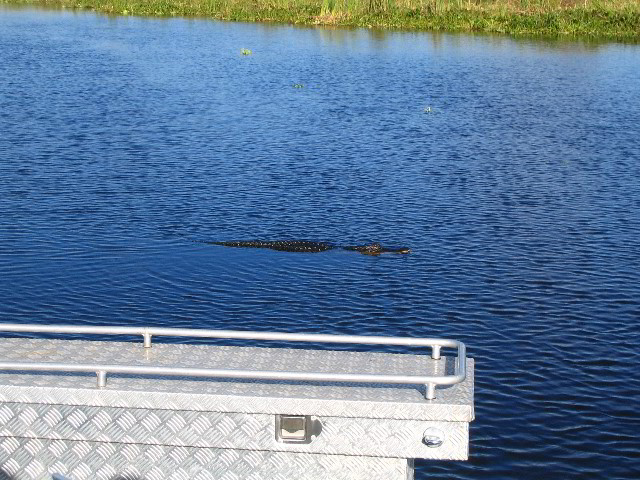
[3, 0, 639, 38]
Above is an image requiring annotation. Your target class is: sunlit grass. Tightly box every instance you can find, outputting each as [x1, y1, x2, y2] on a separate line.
[3, 0, 639, 37]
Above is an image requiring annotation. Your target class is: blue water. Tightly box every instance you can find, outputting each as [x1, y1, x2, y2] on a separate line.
[1, 7, 640, 479]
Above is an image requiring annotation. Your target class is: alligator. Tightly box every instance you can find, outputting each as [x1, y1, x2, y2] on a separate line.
[207, 240, 411, 255]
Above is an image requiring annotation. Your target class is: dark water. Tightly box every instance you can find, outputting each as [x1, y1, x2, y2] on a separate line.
[1, 7, 640, 478]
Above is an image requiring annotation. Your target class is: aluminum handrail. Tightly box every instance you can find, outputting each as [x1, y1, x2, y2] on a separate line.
[0, 324, 466, 400]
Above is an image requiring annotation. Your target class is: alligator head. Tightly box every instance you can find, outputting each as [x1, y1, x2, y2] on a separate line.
[346, 243, 411, 255]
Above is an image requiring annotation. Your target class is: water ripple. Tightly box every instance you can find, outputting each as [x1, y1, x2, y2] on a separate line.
[1, 8, 640, 479]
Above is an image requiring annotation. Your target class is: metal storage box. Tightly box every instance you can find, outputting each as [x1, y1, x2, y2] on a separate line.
[0, 325, 474, 479]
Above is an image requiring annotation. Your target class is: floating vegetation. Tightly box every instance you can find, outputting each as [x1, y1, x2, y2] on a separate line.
[241, 48, 252, 55]
[293, 84, 304, 88]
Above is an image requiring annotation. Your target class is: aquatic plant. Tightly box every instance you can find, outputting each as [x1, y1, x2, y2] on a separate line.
[6, 0, 640, 39]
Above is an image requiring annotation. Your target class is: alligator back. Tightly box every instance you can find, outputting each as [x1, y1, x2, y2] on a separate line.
[210, 240, 336, 253]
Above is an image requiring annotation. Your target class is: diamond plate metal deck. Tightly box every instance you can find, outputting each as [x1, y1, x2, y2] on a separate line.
[0, 402, 468, 460]
[0, 438, 413, 480]
[0, 336, 473, 478]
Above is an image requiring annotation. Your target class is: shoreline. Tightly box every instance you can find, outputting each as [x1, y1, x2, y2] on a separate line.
[2, 0, 639, 39]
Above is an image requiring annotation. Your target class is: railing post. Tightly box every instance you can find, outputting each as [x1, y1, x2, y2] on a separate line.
[425, 383, 436, 400]
[96, 370, 107, 388]
[431, 345, 441, 360]
[143, 331, 152, 348]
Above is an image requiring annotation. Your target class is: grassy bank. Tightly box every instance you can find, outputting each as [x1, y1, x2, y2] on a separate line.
[3, 0, 640, 38]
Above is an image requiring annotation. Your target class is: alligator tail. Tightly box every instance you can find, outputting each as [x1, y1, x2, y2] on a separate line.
[209, 240, 270, 248]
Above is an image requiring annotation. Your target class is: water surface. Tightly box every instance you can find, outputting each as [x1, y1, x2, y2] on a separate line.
[1, 8, 639, 479]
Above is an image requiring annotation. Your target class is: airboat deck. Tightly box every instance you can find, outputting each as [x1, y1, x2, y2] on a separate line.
[0, 324, 474, 480]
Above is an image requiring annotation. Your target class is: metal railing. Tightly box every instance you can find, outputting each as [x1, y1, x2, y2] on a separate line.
[0, 324, 466, 400]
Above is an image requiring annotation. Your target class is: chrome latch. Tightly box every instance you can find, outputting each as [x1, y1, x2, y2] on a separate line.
[275, 415, 322, 444]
